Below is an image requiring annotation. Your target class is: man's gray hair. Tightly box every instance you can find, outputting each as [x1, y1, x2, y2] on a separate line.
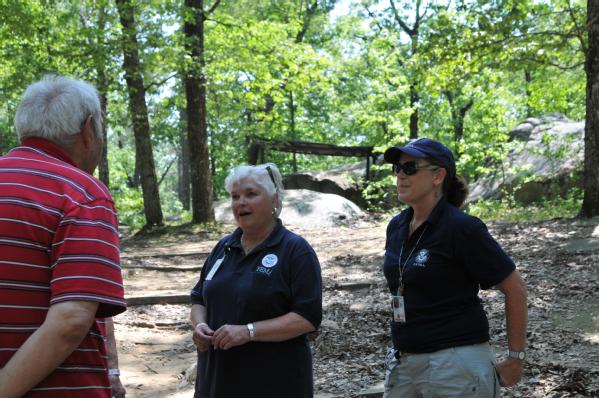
[14, 75, 103, 147]
[224, 163, 285, 217]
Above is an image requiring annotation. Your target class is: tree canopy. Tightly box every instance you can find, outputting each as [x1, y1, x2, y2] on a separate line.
[0, 0, 593, 226]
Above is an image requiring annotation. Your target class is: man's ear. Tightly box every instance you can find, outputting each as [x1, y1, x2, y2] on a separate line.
[80, 115, 95, 149]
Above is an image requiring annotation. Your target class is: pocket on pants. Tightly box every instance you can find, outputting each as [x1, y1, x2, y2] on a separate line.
[491, 362, 501, 398]
[429, 345, 499, 397]
[429, 348, 479, 395]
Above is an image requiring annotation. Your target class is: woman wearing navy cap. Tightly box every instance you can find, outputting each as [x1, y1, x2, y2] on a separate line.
[382, 138, 527, 397]
[189, 163, 322, 398]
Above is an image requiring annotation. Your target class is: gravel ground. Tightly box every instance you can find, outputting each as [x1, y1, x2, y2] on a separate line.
[115, 216, 599, 397]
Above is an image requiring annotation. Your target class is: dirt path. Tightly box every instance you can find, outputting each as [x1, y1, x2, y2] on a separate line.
[114, 217, 599, 397]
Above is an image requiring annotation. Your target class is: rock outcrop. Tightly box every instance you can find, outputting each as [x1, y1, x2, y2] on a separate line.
[468, 114, 584, 204]
[283, 161, 368, 208]
[214, 189, 364, 228]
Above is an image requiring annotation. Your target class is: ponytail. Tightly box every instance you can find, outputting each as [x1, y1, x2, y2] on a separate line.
[444, 175, 469, 208]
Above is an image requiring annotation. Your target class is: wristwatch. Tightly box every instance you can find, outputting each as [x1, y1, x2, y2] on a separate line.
[507, 350, 526, 360]
[108, 368, 120, 376]
[246, 323, 255, 341]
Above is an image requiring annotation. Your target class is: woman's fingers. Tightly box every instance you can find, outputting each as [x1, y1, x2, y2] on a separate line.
[212, 324, 249, 350]
[193, 322, 214, 351]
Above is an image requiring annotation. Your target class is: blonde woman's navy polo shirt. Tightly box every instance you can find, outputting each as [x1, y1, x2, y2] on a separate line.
[191, 220, 322, 398]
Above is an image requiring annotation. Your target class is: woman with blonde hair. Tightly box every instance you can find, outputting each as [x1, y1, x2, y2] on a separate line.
[190, 163, 322, 398]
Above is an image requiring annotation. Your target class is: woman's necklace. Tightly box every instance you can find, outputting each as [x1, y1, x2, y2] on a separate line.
[240, 236, 254, 254]
[240, 224, 276, 255]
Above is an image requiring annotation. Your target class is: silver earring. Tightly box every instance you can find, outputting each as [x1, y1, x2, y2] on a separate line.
[272, 207, 278, 216]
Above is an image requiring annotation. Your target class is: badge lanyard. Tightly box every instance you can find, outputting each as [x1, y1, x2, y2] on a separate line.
[392, 224, 427, 323]
[398, 224, 427, 295]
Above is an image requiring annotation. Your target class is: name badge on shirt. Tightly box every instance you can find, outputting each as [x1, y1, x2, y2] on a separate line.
[392, 295, 406, 323]
[205, 257, 225, 281]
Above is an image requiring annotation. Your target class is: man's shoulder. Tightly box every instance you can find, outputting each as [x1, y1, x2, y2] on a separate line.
[5, 146, 112, 202]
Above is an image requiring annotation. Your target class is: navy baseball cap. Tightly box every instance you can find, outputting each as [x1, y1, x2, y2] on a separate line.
[384, 138, 456, 178]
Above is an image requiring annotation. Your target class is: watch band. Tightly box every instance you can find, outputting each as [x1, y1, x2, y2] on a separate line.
[507, 350, 526, 360]
[246, 323, 255, 341]
[108, 368, 120, 376]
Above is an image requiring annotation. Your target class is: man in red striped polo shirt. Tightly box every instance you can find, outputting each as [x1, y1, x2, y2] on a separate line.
[0, 75, 127, 397]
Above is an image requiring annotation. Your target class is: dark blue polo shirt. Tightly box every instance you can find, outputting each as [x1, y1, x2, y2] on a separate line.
[383, 197, 515, 353]
[191, 220, 322, 398]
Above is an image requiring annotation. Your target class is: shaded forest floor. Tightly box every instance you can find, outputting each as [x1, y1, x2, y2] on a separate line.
[114, 216, 599, 397]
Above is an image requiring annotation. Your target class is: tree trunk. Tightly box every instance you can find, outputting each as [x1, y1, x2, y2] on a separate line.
[95, 4, 110, 188]
[115, 0, 164, 226]
[184, 0, 215, 223]
[524, 70, 533, 118]
[445, 91, 474, 157]
[178, 105, 190, 210]
[289, 91, 297, 172]
[97, 78, 110, 187]
[582, 0, 599, 217]
[388, 0, 424, 139]
[409, 84, 419, 139]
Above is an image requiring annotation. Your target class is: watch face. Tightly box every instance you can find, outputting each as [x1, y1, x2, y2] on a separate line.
[518, 352, 525, 360]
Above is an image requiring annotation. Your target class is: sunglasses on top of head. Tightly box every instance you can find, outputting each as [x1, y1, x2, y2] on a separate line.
[265, 165, 279, 191]
[392, 161, 439, 176]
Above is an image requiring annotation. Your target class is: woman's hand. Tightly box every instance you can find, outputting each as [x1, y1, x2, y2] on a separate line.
[212, 324, 250, 350]
[193, 322, 214, 352]
[495, 357, 523, 387]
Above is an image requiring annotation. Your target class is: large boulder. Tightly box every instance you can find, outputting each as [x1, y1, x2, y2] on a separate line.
[214, 189, 365, 228]
[468, 114, 584, 204]
[283, 161, 368, 208]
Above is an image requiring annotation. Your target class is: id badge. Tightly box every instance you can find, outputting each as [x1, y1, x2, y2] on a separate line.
[392, 295, 406, 323]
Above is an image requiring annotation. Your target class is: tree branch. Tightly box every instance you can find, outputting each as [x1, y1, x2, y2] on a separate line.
[296, 0, 318, 43]
[206, 0, 221, 15]
[364, 6, 385, 35]
[157, 156, 177, 187]
[460, 97, 474, 116]
[518, 56, 584, 70]
[389, 0, 415, 36]
[566, 0, 587, 55]
[204, 17, 242, 28]
[144, 72, 179, 91]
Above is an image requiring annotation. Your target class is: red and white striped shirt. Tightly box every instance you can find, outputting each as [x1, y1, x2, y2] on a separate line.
[0, 138, 126, 397]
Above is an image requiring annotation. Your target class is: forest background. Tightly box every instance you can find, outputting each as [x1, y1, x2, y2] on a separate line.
[1, 0, 598, 229]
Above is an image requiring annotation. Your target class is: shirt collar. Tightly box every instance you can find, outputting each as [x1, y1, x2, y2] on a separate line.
[400, 196, 449, 230]
[18, 137, 77, 167]
[228, 218, 285, 252]
[426, 196, 449, 225]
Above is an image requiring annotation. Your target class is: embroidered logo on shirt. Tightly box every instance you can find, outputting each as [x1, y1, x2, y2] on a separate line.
[413, 249, 429, 267]
[256, 266, 273, 276]
[262, 254, 278, 268]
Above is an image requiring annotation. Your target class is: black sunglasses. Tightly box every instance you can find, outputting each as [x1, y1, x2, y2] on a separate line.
[392, 161, 439, 176]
